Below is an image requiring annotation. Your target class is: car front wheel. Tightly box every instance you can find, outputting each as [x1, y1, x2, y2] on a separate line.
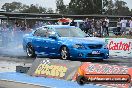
[60, 46, 70, 60]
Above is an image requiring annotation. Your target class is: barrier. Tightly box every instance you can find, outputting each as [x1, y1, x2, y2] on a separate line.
[104, 38, 132, 57]
[27, 58, 82, 80]
[73, 62, 132, 88]
[27, 58, 132, 88]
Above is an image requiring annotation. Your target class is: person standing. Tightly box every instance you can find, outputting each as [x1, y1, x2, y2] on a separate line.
[91, 19, 96, 36]
[129, 17, 132, 35]
[70, 19, 76, 26]
[105, 17, 109, 36]
[1, 24, 9, 47]
[120, 18, 127, 35]
[102, 18, 107, 37]
[116, 18, 121, 35]
[84, 18, 91, 34]
[95, 19, 102, 37]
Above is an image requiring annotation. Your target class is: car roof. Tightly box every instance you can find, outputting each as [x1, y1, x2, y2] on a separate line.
[46, 25, 77, 29]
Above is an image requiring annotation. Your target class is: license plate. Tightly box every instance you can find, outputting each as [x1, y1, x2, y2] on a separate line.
[92, 50, 100, 54]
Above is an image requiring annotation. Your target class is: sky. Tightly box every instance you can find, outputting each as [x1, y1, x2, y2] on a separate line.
[0, 0, 132, 11]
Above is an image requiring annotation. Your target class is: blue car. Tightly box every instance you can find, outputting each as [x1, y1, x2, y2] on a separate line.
[23, 25, 109, 60]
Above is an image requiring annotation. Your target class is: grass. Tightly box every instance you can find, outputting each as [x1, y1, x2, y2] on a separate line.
[104, 35, 132, 39]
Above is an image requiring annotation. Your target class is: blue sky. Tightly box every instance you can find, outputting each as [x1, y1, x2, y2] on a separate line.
[0, 0, 132, 11]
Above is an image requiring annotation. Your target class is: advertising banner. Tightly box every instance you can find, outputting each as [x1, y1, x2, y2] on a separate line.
[27, 58, 82, 80]
[104, 38, 132, 57]
[73, 62, 132, 88]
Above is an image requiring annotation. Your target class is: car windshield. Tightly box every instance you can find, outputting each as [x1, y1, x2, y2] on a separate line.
[55, 27, 87, 37]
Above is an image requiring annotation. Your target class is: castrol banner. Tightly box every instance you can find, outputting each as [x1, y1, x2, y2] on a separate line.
[105, 38, 132, 57]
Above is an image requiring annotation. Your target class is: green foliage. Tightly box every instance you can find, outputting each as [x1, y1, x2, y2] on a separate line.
[103, 0, 114, 15]
[103, 0, 131, 15]
[68, 0, 132, 15]
[1, 0, 132, 15]
[113, 0, 130, 15]
[21, 4, 46, 13]
[56, 0, 68, 14]
[47, 8, 54, 13]
[68, 0, 102, 15]
[1, 2, 51, 13]
[1, 2, 22, 12]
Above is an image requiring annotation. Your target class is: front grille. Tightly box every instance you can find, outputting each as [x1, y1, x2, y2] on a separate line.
[87, 53, 104, 57]
[88, 44, 102, 49]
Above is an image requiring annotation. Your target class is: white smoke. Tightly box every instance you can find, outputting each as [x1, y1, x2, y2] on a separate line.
[0, 30, 27, 57]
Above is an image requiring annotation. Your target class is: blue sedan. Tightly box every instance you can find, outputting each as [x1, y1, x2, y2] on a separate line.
[23, 25, 109, 60]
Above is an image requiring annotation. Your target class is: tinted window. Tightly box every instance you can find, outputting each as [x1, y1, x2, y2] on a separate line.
[34, 28, 47, 37]
[55, 27, 87, 37]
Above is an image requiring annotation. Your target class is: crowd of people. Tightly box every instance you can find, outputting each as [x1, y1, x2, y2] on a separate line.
[0, 17, 132, 47]
[0, 22, 33, 47]
[70, 17, 132, 37]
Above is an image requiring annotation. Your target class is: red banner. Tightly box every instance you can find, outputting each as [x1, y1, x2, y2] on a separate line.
[73, 62, 132, 88]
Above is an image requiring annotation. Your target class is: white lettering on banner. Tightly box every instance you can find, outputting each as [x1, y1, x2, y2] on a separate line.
[87, 64, 128, 74]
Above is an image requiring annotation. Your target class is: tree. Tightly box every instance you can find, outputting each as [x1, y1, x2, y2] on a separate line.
[114, 0, 130, 15]
[1, 2, 47, 13]
[68, 0, 102, 15]
[103, 0, 114, 15]
[102, 0, 131, 15]
[56, 0, 67, 14]
[47, 8, 54, 13]
[22, 4, 46, 13]
[39, 6, 47, 13]
[1, 2, 22, 12]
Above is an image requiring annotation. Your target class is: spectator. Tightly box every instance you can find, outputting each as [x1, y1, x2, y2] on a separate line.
[20, 24, 26, 31]
[120, 18, 127, 35]
[95, 19, 102, 37]
[84, 18, 91, 33]
[70, 19, 76, 26]
[91, 19, 96, 35]
[129, 17, 132, 35]
[116, 18, 121, 36]
[1, 24, 9, 47]
[102, 18, 107, 37]
[105, 17, 109, 36]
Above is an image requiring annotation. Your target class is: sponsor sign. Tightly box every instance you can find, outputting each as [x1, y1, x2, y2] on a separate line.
[34, 63, 68, 78]
[73, 62, 132, 88]
[84, 74, 130, 83]
[27, 58, 82, 80]
[105, 38, 132, 57]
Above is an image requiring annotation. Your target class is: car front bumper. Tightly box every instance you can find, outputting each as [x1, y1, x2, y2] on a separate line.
[69, 48, 109, 59]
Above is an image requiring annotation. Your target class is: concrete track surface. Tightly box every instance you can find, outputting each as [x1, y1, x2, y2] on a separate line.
[0, 80, 49, 88]
[0, 45, 132, 88]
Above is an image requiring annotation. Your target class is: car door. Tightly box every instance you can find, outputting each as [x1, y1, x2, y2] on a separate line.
[45, 28, 61, 56]
[32, 28, 49, 55]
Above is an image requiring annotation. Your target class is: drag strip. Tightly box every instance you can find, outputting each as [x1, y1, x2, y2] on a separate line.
[0, 72, 103, 88]
[0, 80, 50, 88]
[0, 55, 132, 68]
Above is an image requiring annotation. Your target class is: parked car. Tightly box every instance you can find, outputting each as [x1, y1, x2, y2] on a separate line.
[23, 25, 109, 60]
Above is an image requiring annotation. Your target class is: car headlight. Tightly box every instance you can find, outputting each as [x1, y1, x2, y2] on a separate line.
[73, 44, 85, 49]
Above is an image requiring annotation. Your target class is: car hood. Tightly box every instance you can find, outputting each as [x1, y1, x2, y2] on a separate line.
[59, 37, 105, 45]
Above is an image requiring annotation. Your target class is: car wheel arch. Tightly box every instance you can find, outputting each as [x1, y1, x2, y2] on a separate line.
[59, 45, 69, 52]
[59, 45, 71, 60]
[26, 42, 33, 47]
